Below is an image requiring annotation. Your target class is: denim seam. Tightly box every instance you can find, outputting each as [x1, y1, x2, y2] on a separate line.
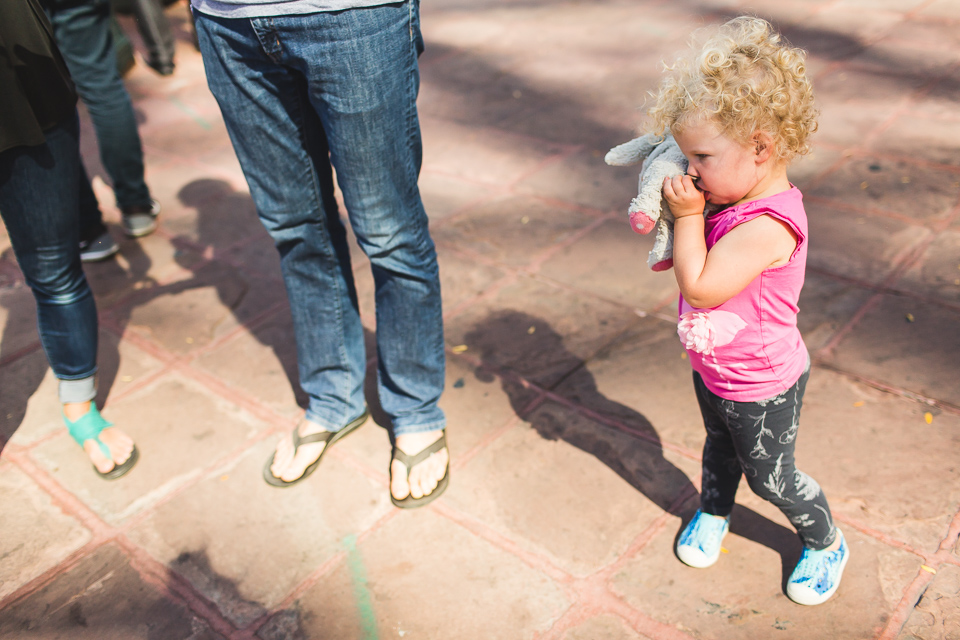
[288, 64, 357, 419]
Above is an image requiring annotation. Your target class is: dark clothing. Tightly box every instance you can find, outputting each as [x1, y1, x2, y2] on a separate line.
[0, 0, 77, 153]
[44, 0, 152, 210]
[694, 365, 837, 551]
[0, 114, 99, 382]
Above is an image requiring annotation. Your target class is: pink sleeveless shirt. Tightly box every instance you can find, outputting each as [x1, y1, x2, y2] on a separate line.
[678, 187, 808, 402]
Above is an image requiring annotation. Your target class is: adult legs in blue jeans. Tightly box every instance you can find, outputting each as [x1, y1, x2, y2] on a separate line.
[194, 3, 447, 502]
[0, 114, 136, 476]
[45, 0, 156, 226]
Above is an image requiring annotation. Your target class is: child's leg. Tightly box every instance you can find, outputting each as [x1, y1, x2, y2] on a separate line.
[693, 372, 743, 516]
[723, 368, 837, 551]
[675, 373, 741, 568]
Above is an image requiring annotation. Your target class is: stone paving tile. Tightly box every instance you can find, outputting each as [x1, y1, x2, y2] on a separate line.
[798, 271, 875, 354]
[889, 18, 960, 52]
[256, 509, 569, 640]
[127, 438, 389, 628]
[107, 261, 287, 357]
[893, 230, 960, 308]
[193, 308, 304, 420]
[444, 405, 699, 577]
[498, 88, 652, 151]
[561, 614, 653, 640]
[0, 252, 22, 289]
[849, 38, 960, 82]
[139, 110, 233, 160]
[913, 69, 960, 121]
[918, 0, 960, 20]
[130, 92, 224, 144]
[444, 277, 642, 389]
[163, 179, 267, 251]
[421, 118, 569, 188]
[418, 47, 536, 128]
[611, 498, 921, 640]
[805, 202, 931, 286]
[435, 249, 506, 313]
[2, 355, 60, 448]
[898, 564, 960, 640]
[433, 194, 598, 268]
[873, 116, 960, 167]
[139, 157, 248, 227]
[330, 353, 528, 481]
[0, 327, 157, 449]
[814, 65, 926, 106]
[29, 372, 266, 525]
[514, 149, 645, 213]
[419, 171, 500, 221]
[0, 286, 39, 360]
[789, 147, 844, 191]
[826, 294, 960, 408]
[835, 0, 928, 10]
[538, 219, 680, 312]
[83, 232, 206, 309]
[0, 461, 92, 600]
[0, 542, 224, 640]
[806, 155, 960, 223]
[798, 368, 960, 553]
[549, 315, 705, 454]
[95, 329, 167, 407]
[813, 103, 902, 151]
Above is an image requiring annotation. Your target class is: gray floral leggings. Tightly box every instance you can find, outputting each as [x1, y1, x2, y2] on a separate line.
[693, 364, 837, 551]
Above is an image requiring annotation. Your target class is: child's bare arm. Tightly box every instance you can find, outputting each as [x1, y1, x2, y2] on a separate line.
[663, 176, 797, 309]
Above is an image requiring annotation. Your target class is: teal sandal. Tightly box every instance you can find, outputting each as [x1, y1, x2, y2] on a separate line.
[64, 403, 139, 480]
[390, 430, 450, 509]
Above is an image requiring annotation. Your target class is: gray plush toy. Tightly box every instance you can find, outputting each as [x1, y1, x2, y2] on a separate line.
[605, 133, 706, 271]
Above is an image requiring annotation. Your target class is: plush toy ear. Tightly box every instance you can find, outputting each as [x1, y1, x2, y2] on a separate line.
[604, 134, 659, 166]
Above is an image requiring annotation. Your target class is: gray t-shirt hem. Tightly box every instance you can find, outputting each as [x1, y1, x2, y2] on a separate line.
[191, 0, 392, 18]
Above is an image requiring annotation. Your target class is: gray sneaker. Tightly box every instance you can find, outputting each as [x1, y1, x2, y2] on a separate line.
[79, 230, 120, 263]
[121, 199, 161, 238]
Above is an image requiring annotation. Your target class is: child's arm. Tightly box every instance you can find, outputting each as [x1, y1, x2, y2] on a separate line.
[663, 175, 798, 309]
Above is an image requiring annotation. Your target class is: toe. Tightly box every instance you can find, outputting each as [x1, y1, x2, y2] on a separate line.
[269, 437, 295, 478]
[279, 441, 325, 482]
[390, 459, 411, 500]
[84, 440, 115, 473]
[87, 428, 136, 472]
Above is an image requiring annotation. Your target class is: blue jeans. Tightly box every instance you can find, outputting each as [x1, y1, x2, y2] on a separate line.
[45, 0, 153, 211]
[194, 2, 446, 435]
[0, 114, 99, 401]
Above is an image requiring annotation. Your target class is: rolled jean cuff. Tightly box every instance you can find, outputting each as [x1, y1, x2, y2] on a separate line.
[59, 374, 97, 404]
[391, 416, 446, 437]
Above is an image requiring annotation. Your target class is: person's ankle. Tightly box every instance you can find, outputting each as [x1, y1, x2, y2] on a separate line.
[63, 400, 92, 422]
[823, 535, 842, 552]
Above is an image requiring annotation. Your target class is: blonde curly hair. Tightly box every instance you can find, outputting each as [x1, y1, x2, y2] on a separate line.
[647, 16, 818, 162]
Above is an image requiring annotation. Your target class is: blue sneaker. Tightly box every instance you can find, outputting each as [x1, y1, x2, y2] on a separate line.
[676, 510, 730, 568]
[786, 529, 849, 605]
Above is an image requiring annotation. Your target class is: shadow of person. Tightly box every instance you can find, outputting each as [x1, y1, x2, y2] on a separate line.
[0, 249, 48, 452]
[76, 177, 306, 417]
[463, 309, 697, 514]
[462, 309, 799, 577]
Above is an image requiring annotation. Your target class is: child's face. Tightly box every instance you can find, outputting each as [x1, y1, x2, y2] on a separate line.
[673, 119, 767, 207]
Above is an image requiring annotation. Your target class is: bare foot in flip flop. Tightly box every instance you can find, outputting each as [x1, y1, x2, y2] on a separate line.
[63, 401, 136, 476]
[390, 430, 449, 506]
[265, 410, 369, 486]
[268, 419, 330, 483]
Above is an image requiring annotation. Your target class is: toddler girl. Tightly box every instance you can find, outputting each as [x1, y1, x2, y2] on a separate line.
[651, 16, 847, 606]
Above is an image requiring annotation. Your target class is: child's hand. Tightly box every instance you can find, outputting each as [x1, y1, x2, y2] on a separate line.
[663, 175, 705, 219]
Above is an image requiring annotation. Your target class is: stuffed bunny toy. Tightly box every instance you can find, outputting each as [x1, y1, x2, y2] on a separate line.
[605, 133, 707, 272]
